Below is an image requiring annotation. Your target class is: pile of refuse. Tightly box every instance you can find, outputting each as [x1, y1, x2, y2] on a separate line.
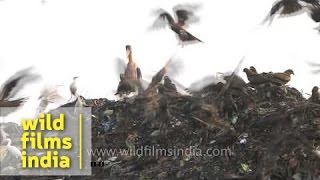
[84, 80, 320, 180]
[1, 77, 320, 180]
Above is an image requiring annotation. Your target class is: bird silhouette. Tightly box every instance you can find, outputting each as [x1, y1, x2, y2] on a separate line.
[244, 67, 294, 86]
[36, 85, 66, 114]
[163, 76, 177, 92]
[0, 67, 41, 117]
[263, 0, 320, 25]
[266, 69, 294, 85]
[115, 74, 137, 97]
[115, 45, 145, 97]
[124, 45, 142, 81]
[308, 86, 320, 103]
[69, 76, 78, 101]
[249, 66, 257, 74]
[2, 138, 21, 159]
[150, 4, 203, 47]
[243, 68, 274, 86]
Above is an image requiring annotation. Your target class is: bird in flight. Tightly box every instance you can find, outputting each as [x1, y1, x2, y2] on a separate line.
[36, 85, 66, 114]
[262, 0, 320, 25]
[150, 3, 203, 47]
[0, 67, 41, 117]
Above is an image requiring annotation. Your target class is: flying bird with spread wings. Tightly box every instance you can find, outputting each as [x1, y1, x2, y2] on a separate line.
[263, 0, 320, 25]
[0, 67, 41, 117]
[36, 85, 66, 114]
[150, 3, 203, 47]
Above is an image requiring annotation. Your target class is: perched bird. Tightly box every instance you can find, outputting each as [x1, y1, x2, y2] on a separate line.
[115, 45, 144, 96]
[158, 76, 179, 97]
[70, 77, 78, 101]
[163, 76, 177, 92]
[150, 4, 203, 46]
[0, 67, 41, 117]
[114, 74, 136, 97]
[243, 68, 274, 86]
[244, 67, 294, 86]
[249, 66, 272, 76]
[124, 45, 142, 81]
[263, 0, 320, 24]
[308, 86, 320, 103]
[249, 66, 257, 74]
[269, 69, 294, 85]
[2, 138, 21, 159]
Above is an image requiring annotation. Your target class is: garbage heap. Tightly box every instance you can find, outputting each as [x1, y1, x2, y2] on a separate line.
[1, 78, 320, 180]
[86, 79, 319, 180]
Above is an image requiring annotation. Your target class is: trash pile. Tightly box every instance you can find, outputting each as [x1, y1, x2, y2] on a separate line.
[85, 73, 319, 179]
[1, 75, 320, 180]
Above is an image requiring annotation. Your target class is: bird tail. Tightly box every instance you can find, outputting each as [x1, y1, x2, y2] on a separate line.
[186, 31, 203, 42]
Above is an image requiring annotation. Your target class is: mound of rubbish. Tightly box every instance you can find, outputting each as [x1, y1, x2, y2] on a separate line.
[1, 78, 320, 180]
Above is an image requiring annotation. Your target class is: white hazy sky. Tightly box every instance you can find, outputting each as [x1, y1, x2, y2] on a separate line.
[1, 0, 320, 123]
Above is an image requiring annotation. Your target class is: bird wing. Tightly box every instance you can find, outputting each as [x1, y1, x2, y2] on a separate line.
[279, 0, 303, 15]
[0, 98, 25, 107]
[137, 67, 142, 79]
[301, 0, 320, 5]
[173, 3, 201, 27]
[272, 72, 291, 82]
[115, 57, 127, 76]
[270, 0, 286, 17]
[262, 0, 303, 24]
[144, 59, 172, 94]
[309, 6, 320, 22]
[39, 85, 66, 104]
[165, 57, 184, 78]
[178, 30, 203, 42]
[0, 98, 26, 117]
[307, 61, 320, 66]
[149, 9, 175, 30]
[0, 67, 41, 100]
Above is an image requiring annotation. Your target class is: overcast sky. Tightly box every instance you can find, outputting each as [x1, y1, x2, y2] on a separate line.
[1, 0, 320, 123]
